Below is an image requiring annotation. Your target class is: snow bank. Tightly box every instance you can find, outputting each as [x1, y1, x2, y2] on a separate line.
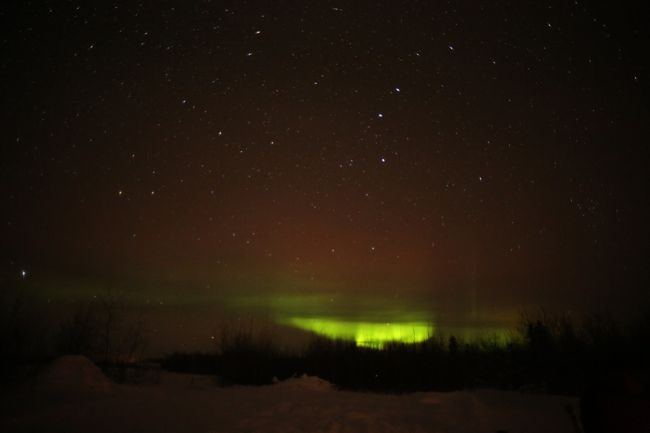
[32, 355, 112, 395]
[3, 371, 580, 433]
[272, 374, 333, 391]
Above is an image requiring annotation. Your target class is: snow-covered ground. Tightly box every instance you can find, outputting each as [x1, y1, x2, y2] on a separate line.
[1, 356, 580, 433]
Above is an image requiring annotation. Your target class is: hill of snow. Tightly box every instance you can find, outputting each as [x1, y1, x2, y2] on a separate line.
[31, 355, 112, 396]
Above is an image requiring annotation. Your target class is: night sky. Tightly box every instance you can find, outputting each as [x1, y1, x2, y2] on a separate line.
[2, 1, 650, 350]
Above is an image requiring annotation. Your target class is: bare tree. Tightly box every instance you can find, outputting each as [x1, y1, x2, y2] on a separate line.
[98, 290, 121, 364]
[56, 289, 148, 364]
[56, 301, 99, 357]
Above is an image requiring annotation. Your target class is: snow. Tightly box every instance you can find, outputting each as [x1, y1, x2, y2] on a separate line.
[271, 374, 333, 392]
[30, 355, 112, 396]
[1, 365, 580, 433]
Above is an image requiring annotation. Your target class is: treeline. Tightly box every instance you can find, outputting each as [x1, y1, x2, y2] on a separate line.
[162, 311, 650, 395]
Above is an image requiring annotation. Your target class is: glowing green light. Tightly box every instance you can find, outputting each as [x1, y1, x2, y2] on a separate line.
[279, 317, 433, 348]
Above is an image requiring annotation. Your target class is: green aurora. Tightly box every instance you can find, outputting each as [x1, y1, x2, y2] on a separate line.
[227, 293, 512, 348]
[278, 317, 433, 348]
